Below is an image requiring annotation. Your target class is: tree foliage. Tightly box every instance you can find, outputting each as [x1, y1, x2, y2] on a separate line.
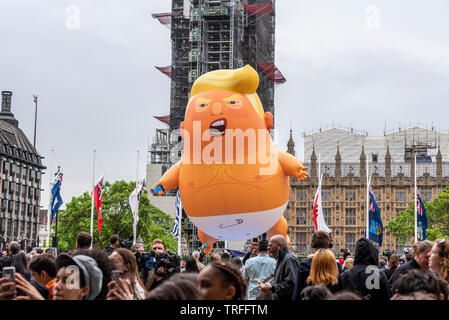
[55, 180, 177, 252]
[386, 186, 449, 244]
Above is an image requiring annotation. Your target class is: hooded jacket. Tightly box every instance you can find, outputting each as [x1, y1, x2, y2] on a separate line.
[339, 238, 391, 300]
[270, 246, 299, 300]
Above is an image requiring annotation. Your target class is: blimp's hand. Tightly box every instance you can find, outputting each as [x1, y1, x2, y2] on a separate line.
[150, 183, 165, 196]
[297, 165, 308, 181]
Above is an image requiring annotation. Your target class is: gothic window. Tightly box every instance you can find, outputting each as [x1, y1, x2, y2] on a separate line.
[323, 208, 332, 225]
[345, 190, 356, 201]
[345, 208, 356, 225]
[345, 233, 356, 253]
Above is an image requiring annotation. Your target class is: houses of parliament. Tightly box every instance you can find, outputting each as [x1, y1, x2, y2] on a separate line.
[285, 125, 449, 256]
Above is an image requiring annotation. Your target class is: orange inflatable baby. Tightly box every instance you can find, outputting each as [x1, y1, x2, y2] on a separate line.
[151, 65, 308, 255]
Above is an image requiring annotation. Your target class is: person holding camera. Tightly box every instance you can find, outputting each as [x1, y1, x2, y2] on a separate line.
[143, 239, 180, 291]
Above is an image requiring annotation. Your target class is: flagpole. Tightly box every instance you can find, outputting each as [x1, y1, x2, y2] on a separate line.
[90, 150, 96, 247]
[46, 149, 54, 247]
[414, 154, 417, 243]
[134, 150, 139, 246]
[366, 158, 369, 239]
[33, 95, 38, 148]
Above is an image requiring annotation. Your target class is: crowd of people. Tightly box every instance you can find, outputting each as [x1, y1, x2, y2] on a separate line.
[0, 231, 448, 301]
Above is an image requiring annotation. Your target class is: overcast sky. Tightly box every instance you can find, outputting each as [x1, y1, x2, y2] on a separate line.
[1, 0, 449, 208]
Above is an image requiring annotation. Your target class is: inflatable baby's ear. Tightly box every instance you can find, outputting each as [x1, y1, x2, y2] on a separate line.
[264, 112, 273, 130]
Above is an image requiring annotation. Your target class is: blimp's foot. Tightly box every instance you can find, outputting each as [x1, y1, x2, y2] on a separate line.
[197, 229, 218, 257]
[266, 216, 292, 247]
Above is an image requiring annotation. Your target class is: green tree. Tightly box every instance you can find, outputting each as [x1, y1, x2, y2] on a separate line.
[386, 186, 449, 244]
[56, 180, 177, 252]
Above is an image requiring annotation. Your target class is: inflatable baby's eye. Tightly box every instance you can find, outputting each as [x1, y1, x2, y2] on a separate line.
[195, 102, 209, 112]
[226, 99, 243, 109]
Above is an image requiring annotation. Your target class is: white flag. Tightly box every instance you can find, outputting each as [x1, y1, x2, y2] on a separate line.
[313, 184, 331, 233]
[129, 176, 145, 227]
[172, 190, 182, 237]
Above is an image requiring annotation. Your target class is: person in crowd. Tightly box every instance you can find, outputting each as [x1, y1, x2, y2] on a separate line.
[243, 239, 276, 300]
[379, 258, 387, 273]
[11, 252, 31, 281]
[405, 252, 414, 263]
[192, 250, 205, 271]
[209, 253, 221, 263]
[184, 257, 200, 273]
[326, 291, 362, 300]
[146, 273, 201, 300]
[389, 240, 433, 287]
[29, 254, 57, 300]
[303, 249, 342, 294]
[180, 260, 186, 273]
[0, 272, 48, 300]
[104, 234, 119, 255]
[391, 269, 444, 300]
[293, 231, 342, 300]
[342, 257, 354, 271]
[221, 252, 231, 262]
[231, 257, 244, 272]
[75, 231, 92, 250]
[75, 248, 115, 300]
[299, 284, 333, 300]
[343, 249, 352, 261]
[198, 261, 247, 300]
[145, 239, 180, 291]
[260, 234, 299, 300]
[339, 237, 391, 300]
[428, 238, 449, 282]
[54, 253, 103, 300]
[108, 248, 147, 299]
[0, 241, 20, 277]
[385, 254, 399, 281]
[243, 238, 259, 265]
[168, 273, 201, 299]
[437, 277, 449, 300]
[35, 248, 43, 255]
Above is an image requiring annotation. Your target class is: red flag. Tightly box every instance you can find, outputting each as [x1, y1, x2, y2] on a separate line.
[93, 176, 104, 234]
[33, 95, 38, 103]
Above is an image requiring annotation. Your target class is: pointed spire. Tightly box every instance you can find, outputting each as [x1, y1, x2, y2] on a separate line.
[310, 146, 317, 180]
[335, 143, 341, 180]
[437, 144, 442, 179]
[287, 128, 295, 156]
[360, 146, 366, 178]
[385, 144, 391, 178]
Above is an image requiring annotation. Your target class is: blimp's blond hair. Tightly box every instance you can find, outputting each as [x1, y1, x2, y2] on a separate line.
[189, 65, 265, 120]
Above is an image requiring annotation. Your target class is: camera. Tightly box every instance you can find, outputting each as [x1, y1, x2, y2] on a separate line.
[120, 236, 133, 250]
[137, 249, 180, 281]
[382, 249, 394, 260]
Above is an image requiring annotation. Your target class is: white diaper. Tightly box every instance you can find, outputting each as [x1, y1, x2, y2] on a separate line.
[188, 201, 288, 241]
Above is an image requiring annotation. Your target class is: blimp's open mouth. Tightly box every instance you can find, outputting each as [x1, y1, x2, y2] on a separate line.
[209, 118, 226, 137]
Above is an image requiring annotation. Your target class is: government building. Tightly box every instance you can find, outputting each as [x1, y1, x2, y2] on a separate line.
[286, 126, 449, 256]
[0, 91, 45, 250]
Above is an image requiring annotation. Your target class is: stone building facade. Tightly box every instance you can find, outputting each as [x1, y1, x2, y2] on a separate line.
[0, 91, 45, 249]
[286, 127, 449, 256]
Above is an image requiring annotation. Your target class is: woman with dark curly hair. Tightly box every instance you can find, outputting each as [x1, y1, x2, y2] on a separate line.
[198, 262, 247, 300]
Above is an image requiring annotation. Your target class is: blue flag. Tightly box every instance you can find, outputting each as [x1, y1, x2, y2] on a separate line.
[50, 172, 63, 222]
[416, 193, 428, 241]
[368, 186, 383, 247]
